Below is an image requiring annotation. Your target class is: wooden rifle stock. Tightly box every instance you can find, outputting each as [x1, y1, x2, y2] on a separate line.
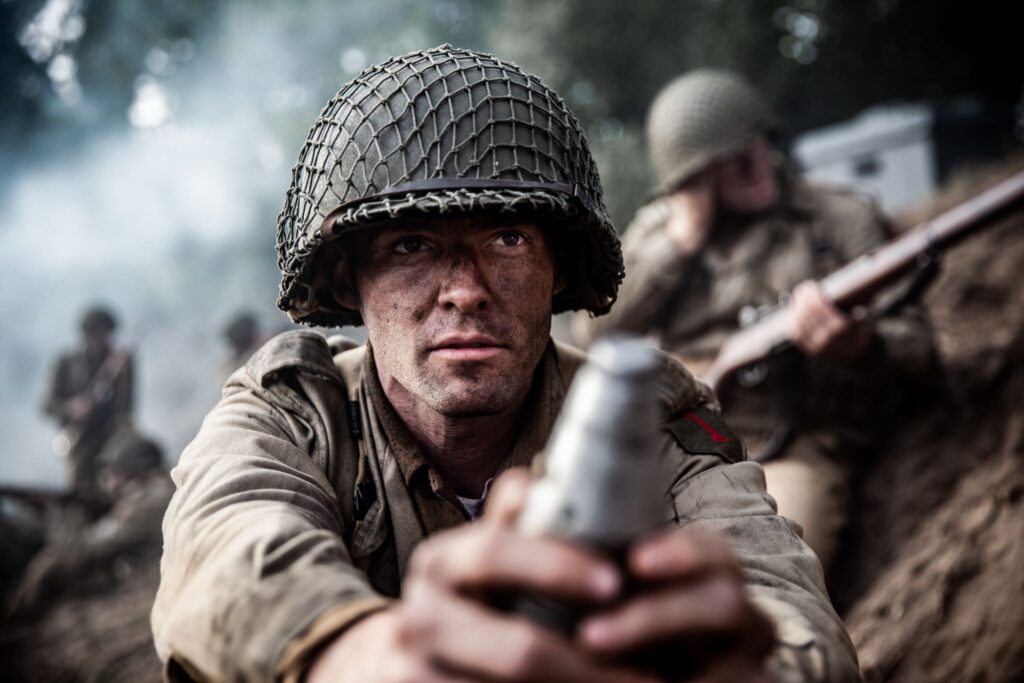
[703, 170, 1024, 394]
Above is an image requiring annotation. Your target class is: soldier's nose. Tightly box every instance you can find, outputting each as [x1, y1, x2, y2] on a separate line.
[438, 258, 490, 313]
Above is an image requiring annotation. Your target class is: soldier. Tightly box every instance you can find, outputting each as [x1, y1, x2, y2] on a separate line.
[580, 70, 937, 573]
[220, 311, 263, 383]
[152, 46, 860, 682]
[7, 430, 171, 616]
[43, 306, 134, 508]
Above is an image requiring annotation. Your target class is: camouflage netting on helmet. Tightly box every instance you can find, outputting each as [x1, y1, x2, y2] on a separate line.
[277, 44, 623, 327]
[646, 69, 779, 194]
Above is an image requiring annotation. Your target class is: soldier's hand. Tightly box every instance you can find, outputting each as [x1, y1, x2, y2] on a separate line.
[665, 175, 714, 256]
[308, 470, 655, 683]
[578, 530, 776, 683]
[789, 280, 873, 360]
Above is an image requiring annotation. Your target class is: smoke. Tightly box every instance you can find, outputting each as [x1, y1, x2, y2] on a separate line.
[0, 1, 432, 486]
[0, 98, 287, 486]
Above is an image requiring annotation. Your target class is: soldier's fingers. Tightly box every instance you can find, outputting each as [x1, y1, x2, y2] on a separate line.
[794, 280, 840, 316]
[484, 468, 533, 527]
[402, 582, 655, 683]
[690, 661, 774, 683]
[578, 575, 766, 657]
[796, 308, 849, 355]
[385, 657, 477, 683]
[408, 525, 620, 602]
[792, 320, 823, 354]
[790, 286, 828, 350]
[629, 529, 740, 581]
[792, 281, 848, 333]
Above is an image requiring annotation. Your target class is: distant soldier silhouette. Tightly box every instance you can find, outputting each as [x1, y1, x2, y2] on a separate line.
[220, 311, 262, 383]
[43, 306, 134, 508]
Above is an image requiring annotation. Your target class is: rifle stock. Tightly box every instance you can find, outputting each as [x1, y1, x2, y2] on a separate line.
[703, 170, 1024, 395]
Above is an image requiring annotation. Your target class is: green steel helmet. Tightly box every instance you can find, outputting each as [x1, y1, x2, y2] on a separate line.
[80, 305, 117, 336]
[223, 311, 259, 352]
[646, 69, 780, 194]
[276, 44, 623, 327]
[102, 429, 163, 479]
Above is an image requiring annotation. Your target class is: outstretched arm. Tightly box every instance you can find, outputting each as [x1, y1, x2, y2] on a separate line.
[152, 369, 387, 682]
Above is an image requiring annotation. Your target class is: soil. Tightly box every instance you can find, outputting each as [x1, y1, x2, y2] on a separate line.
[1, 162, 1022, 682]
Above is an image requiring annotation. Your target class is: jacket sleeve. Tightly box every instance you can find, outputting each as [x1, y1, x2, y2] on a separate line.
[578, 201, 701, 345]
[151, 342, 388, 682]
[663, 410, 862, 683]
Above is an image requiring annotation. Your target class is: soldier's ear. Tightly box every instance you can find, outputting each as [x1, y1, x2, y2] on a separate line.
[544, 226, 568, 296]
[553, 270, 568, 296]
[328, 244, 361, 312]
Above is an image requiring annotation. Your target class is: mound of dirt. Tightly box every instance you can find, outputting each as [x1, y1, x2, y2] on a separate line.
[0, 563, 163, 682]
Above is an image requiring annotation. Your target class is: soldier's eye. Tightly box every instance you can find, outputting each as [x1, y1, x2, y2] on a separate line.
[496, 231, 527, 247]
[393, 238, 425, 254]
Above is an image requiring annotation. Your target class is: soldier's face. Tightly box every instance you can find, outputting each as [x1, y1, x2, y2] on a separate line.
[337, 216, 560, 418]
[83, 329, 111, 355]
[713, 137, 781, 215]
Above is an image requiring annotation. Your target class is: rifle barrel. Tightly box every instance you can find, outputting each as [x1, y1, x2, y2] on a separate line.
[823, 170, 1024, 306]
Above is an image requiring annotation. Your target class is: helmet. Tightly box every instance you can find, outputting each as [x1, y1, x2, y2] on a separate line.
[276, 44, 623, 327]
[102, 429, 163, 479]
[80, 306, 117, 336]
[223, 312, 259, 352]
[646, 69, 779, 194]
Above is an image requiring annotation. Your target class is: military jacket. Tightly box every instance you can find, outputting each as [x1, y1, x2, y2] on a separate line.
[152, 331, 860, 682]
[43, 346, 134, 430]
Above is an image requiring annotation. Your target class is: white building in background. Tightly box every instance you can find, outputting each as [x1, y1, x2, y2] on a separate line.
[792, 104, 937, 213]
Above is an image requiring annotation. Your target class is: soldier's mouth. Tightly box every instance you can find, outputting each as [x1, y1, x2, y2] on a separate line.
[429, 335, 507, 361]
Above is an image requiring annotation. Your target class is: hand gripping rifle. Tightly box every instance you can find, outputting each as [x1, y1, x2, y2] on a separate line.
[702, 170, 1024, 397]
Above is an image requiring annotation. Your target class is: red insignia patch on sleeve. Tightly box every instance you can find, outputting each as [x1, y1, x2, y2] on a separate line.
[682, 412, 731, 444]
[666, 406, 746, 463]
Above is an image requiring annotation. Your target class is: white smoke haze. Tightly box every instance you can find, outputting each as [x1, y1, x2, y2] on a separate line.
[0, 112, 286, 486]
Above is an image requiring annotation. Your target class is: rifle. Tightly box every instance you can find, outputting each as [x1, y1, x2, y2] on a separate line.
[702, 169, 1024, 396]
[53, 347, 133, 458]
[0, 484, 73, 512]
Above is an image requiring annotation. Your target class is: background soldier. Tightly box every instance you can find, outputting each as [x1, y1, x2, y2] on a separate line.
[8, 430, 170, 616]
[42, 306, 134, 510]
[580, 69, 937, 572]
[153, 47, 859, 682]
[220, 311, 263, 383]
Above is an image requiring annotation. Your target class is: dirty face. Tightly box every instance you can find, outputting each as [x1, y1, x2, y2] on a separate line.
[712, 137, 782, 215]
[336, 215, 560, 418]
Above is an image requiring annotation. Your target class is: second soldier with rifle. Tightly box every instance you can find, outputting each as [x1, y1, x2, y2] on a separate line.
[579, 69, 939, 574]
